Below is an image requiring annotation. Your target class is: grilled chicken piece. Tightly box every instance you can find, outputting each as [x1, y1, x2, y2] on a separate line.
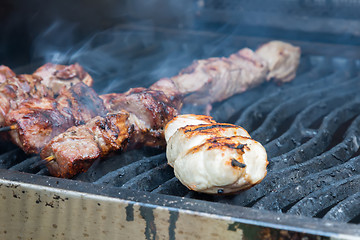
[164, 114, 216, 142]
[5, 82, 107, 154]
[101, 87, 182, 148]
[41, 112, 131, 178]
[165, 115, 268, 194]
[256, 41, 301, 83]
[33, 63, 93, 93]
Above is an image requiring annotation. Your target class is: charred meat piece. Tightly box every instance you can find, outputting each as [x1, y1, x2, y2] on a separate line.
[256, 41, 301, 83]
[165, 115, 268, 194]
[0, 63, 94, 127]
[0, 65, 16, 83]
[6, 98, 74, 154]
[5, 82, 107, 154]
[101, 87, 182, 148]
[41, 88, 182, 178]
[0, 74, 54, 126]
[57, 82, 108, 125]
[33, 63, 93, 93]
[41, 112, 131, 178]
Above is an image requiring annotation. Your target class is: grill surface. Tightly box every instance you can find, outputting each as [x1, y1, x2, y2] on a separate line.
[1, 26, 360, 237]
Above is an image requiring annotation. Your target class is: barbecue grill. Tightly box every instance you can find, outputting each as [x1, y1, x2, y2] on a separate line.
[1, 0, 360, 239]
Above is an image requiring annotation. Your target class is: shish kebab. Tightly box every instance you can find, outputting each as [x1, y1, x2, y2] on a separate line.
[0, 66, 177, 154]
[39, 40, 300, 182]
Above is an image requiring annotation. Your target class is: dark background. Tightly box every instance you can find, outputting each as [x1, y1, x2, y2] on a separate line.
[2, 0, 360, 68]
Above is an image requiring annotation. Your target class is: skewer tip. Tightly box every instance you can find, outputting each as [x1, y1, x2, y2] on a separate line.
[0, 124, 17, 132]
[44, 155, 55, 163]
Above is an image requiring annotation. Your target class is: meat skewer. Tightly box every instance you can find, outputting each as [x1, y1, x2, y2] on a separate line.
[40, 40, 300, 179]
[0, 63, 94, 127]
[41, 88, 182, 177]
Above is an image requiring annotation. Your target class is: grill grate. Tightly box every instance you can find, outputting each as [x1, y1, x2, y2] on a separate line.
[1, 29, 360, 230]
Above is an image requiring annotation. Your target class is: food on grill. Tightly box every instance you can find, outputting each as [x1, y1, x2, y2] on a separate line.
[0, 65, 16, 83]
[0, 74, 54, 127]
[101, 87, 183, 148]
[154, 41, 300, 105]
[41, 112, 131, 178]
[33, 63, 93, 93]
[41, 88, 181, 177]
[256, 40, 301, 83]
[0, 63, 94, 127]
[165, 114, 268, 194]
[5, 82, 107, 154]
[39, 40, 298, 178]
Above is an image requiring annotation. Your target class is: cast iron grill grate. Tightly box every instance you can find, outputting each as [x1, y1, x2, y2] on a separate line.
[1, 30, 360, 227]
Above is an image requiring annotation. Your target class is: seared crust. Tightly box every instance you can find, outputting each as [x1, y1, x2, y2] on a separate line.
[5, 82, 107, 154]
[41, 112, 131, 178]
[41, 88, 182, 178]
[165, 115, 268, 194]
[101, 88, 182, 148]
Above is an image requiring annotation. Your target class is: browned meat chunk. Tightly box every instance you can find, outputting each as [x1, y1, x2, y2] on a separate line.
[101, 88, 181, 148]
[41, 112, 131, 178]
[33, 63, 93, 93]
[5, 82, 107, 154]
[0, 65, 16, 83]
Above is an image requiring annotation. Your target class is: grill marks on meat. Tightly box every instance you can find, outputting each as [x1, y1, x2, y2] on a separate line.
[0, 74, 54, 126]
[38, 40, 299, 178]
[43, 88, 181, 178]
[57, 83, 107, 125]
[33, 63, 93, 93]
[5, 83, 107, 154]
[101, 88, 182, 148]
[41, 112, 131, 178]
[165, 114, 268, 194]
[0, 63, 94, 127]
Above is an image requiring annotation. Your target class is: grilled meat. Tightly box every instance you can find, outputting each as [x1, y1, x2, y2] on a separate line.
[0, 74, 53, 126]
[101, 87, 182, 148]
[5, 82, 107, 154]
[256, 41, 301, 83]
[0, 65, 16, 83]
[33, 63, 93, 93]
[0, 63, 94, 127]
[167, 48, 268, 105]
[165, 114, 268, 194]
[41, 112, 131, 178]
[151, 41, 300, 106]
[38, 40, 299, 179]
[42, 88, 182, 178]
